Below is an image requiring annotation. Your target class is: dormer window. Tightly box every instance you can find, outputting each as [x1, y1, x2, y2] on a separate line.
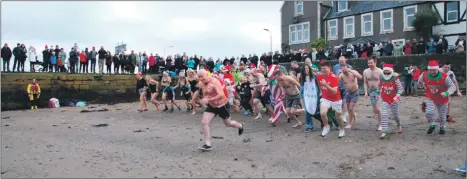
[295, 1, 304, 16]
[337, 1, 348, 12]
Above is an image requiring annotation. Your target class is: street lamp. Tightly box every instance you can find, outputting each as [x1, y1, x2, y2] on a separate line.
[263, 28, 273, 54]
[164, 45, 174, 57]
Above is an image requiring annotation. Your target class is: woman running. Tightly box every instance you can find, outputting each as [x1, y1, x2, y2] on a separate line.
[174, 76, 192, 112]
[187, 69, 202, 114]
[146, 75, 161, 111]
[136, 72, 148, 112]
[161, 72, 180, 112]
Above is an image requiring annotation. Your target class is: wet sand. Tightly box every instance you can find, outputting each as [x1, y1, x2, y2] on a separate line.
[1, 96, 466, 178]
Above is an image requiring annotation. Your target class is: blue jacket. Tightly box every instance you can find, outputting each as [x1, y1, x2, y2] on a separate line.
[427, 42, 437, 53]
[187, 59, 195, 69]
[50, 56, 57, 65]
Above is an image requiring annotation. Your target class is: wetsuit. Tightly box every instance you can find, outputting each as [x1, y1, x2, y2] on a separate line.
[148, 83, 159, 94]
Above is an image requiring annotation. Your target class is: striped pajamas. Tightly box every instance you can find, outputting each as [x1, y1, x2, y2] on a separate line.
[380, 101, 401, 131]
[424, 99, 448, 128]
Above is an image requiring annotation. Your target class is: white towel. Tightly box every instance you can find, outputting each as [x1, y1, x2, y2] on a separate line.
[303, 76, 318, 115]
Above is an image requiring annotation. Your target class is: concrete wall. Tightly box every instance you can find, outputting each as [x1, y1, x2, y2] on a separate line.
[1, 73, 141, 111]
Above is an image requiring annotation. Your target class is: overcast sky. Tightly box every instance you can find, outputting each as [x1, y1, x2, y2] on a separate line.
[1, 1, 282, 60]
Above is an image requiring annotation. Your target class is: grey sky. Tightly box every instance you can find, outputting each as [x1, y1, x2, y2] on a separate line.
[1, 1, 282, 59]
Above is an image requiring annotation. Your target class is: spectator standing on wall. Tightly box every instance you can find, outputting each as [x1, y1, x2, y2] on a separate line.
[455, 36, 466, 52]
[148, 53, 155, 74]
[142, 52, 148, 73]
[187, 56, 195, 70]
[193, 55, 200, 70]
[393, 41, 403, 56]
[119, 51, 127, 74]
[417, 37, 426, 54]
[439, 34, 449, 52]
[69, 47, 78, 73]
[84, 47, 89, 73]
[105, 51, 112, 74]
[113, 53, 120, 74]
[129, 50, 137, 74]
[79, 50, 87, 73]
[12, 43, 21, 72]
[88, 47, 98, 73]
[436, 39, 444, 54]
[2, 43, 12, 72]
[16, 44, 27, 72]
[59, 48, 67, 70]
[383, 40, 394, 56]
[41, 46, 50, 72]
[403, 40, 412, 55]
[98, 46, 107, 74]
[50, 52, 57, 72]
[426, 37, 437, 54]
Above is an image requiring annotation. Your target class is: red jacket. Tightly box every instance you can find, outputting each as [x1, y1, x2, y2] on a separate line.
[80, 53, 87, 63]
[403, 43, 412, 55]
[148, 56, 155, 66]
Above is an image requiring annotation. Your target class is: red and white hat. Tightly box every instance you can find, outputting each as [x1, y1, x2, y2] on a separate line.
[427, 60, 439, 70]
[383, 63, 394, 73]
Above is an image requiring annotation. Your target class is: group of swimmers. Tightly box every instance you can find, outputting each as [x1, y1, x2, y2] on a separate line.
[133, 55, 462, 151]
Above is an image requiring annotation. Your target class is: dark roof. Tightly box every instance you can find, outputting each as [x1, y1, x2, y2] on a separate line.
[324, 1, 423, 20]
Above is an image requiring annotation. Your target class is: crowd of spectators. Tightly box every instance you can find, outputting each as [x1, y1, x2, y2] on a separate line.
[1, 35, 465, 75]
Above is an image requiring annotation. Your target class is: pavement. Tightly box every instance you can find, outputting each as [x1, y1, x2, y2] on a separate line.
[1, 96, 466, 178]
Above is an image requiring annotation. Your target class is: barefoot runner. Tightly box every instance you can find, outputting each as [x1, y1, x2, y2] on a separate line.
[418, 60, 457, 135]
[146, 75, 161, 111]
[318, 62, 345, 138]
[333, 56, 353, 123]
[274, 68, 303, 128]
[197, 69, 244, 151]
[363, 57, 383, 130]
[250, 68, 273, 120]
[338, 64, 362, 129]
[267, 63, 288, 126]
[187, 69, 202, 114]
[379, 64, 403, 138]
[440, 61, 462, 123]
[300, 65, 323, 131]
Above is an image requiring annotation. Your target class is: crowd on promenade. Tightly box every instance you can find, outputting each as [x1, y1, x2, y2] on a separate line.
[1, 34, 465, 75]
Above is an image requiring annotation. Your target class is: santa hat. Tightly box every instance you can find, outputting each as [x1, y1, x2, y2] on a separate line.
[45, 45, 48, 48]
[383, 64, 394, 73]
[250, 63, 256, 69]
[427, 60, 439, 70]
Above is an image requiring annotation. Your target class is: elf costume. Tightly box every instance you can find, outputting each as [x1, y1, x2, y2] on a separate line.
[379, 64, 403, 138]
[418, 60, 456, 134]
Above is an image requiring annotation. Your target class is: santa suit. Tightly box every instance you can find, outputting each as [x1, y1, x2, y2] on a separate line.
[417, 60, 456, 129]
[267, 64, 286, 124]
[379, 64, 403, 132]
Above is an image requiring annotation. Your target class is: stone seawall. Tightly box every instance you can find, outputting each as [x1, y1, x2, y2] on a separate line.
[1, 73, 139, 111]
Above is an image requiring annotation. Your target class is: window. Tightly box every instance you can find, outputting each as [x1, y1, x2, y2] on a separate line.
[303, 23, 309, 41]
[403, 5, 417, 31]
[446, 2, 458, 22]
[295, 1, 303, 16]
[343, 16, 355, 38]
[328, 19, 338, 40]
[338, 1, 348, 12]
[380, 9, 393, 33]
[290, 26, 296, 43]
[289, 22, 310, 44]
[361, 13, 373, 36]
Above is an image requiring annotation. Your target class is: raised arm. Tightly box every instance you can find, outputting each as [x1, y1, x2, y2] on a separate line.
[417, 72, 425, 89]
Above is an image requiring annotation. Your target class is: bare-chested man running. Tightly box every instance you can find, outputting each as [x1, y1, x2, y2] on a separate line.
[363, 57, 383, 131]
[338, 64, 362, 129]
[197, 69, 244, 151]
[274, 69, 303, 128]
[250, 68, 273, 120]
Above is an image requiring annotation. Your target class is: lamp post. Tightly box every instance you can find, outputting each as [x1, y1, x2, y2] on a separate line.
[164, 45, 174, 57]
[263, 28, 273, 54]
